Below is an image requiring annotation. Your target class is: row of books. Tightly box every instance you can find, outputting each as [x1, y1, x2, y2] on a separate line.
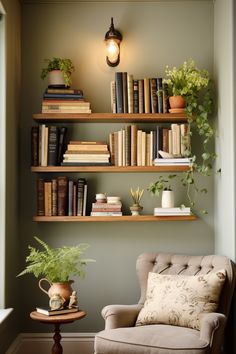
[111, 72, 169, 114]
[109, 123, 190, 167]
[37, 177, 87, 216]
[31, 125, 67, 166]
[62, 141, 111, 166]
[41, 87, 92, 113]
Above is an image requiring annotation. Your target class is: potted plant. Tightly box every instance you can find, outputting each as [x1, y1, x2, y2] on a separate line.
[17, 237, 95, 304]
[153, 59, 215, 214]
[41, 57, 75, 87]
[129, 187, 144, 215]
[148, 175, 176, 208]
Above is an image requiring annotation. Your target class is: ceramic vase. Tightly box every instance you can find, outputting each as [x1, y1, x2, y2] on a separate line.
[38, 278, 74, 305]
[161, 190, 174, 208]
[48, 70, 65, 86]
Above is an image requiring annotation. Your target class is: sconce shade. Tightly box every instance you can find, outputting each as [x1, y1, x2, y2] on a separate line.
[105, 17, 122, 67]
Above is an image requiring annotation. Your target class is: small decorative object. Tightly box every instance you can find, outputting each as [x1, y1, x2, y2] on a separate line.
[17, 237, 95, 304]
[95, 193, 107, 203]
[161, 190, 174, 208]
[107, 196, 121, 204]
[49, 293, 66, 311]
[41, 57, 75, 87]
[68, 291, 78, 309]
[129, 187, 144, 216]
[104, 17, 122, 67]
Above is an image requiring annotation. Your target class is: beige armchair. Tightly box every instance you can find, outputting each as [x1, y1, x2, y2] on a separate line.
[95, 253, 236, 354]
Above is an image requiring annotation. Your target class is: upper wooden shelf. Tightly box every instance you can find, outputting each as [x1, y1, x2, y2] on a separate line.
[33, 113, 188, 123]
[31, 165, 190, 173]
[33, 215, 197, 222]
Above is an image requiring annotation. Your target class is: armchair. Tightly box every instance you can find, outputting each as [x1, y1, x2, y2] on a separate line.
[95, 253, 235, 354]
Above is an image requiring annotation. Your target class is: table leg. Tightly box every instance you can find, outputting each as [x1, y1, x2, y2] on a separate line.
[52, 323, 63, 354]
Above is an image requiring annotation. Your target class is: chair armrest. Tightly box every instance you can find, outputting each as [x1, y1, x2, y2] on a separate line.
[200, 312, 226, 349]
[101, 304, 143, 329]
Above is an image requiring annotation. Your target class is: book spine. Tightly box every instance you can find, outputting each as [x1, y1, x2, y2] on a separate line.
[68, 179, 74, 216]
[122, 72, 128, 113]
[57, 127, 67, 165]
[127, 74, 134, 113]
[46, 88, 83, 95]
[125, 125, 131, 166]
[131, 124, 137, 166]
[144, 78, 150, 113]
[133, 80, 139, 113]
[57, 176, 68, 216]
[43, 93, 84, 99]
[150, 78, 158, 113]
[44, 181, 52, 216]
[109, 132, 115, 165]
[110, 81, 116, 113]
[138, 79, 144, 114]
[141, 131, 146, 166]
[37, 178, 45, 216]
[114, 131, 119, 166]
[31, 126, 39, 166]
[115, 72, 124, 113]
[83, 183, 88, 216]
[52, 178, 58, 216]
[48, 126, 59, 166]
[137, 130, 142, 166]
[162, 128, 169, 152]
[157, 78, 163, 113]
[77, 178, 86, 216]
[163, 83, 169, 113]
[72, 183, 77, 216]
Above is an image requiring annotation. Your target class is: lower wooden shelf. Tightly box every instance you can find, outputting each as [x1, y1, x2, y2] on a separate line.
[33, 215, 197, 222]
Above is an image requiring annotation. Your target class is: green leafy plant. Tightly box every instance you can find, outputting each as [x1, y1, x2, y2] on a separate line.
[148, 175, 176, 197]
[17, 237, 95, 282]
[41, 57, 75, 87]
[150, 59, 215, 214]
[130, 187, 144, 205]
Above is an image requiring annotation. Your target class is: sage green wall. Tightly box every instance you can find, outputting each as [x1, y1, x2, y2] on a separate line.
[0, 0, 21, 353]
[20, 1, 214, 333]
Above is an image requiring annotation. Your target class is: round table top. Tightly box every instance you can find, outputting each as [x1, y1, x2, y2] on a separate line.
[30, 310, 86, 324]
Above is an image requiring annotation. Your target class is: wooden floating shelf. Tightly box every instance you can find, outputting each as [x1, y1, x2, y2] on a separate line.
[33, 112, 188, 123]
[33, 215, 197, 222]
[31, 165, 190, 173]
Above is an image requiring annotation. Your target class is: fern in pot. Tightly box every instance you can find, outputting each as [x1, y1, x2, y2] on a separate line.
[17, 237, 95, 304]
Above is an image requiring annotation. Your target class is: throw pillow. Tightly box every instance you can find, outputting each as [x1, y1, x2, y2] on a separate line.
[136, 270, 226, 330]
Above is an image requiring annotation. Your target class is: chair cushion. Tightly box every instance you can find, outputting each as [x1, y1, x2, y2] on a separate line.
[95, 325, 209, 354]
[136, 270, 226, 330]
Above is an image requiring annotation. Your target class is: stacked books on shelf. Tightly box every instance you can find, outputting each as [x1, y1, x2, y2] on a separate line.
[62, 141, 111, 166]
[109, 123, 190, 167]
[91, 196, 122, 216]
[31, 125, 67, 166]
[36, 306, 79, 316]
[42, 87, 91, 113]
[111, 72, 169, 114]
[154, 157, 191, 166]
[37, 176, 87, 216]
[154, 207, 191, 216]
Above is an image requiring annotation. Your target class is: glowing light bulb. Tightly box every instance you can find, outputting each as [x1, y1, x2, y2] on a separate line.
[106, 40, 119, 64]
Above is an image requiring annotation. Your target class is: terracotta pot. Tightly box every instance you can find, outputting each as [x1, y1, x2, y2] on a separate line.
[38, 278, 74, 304]
[169, 95, 186, 110]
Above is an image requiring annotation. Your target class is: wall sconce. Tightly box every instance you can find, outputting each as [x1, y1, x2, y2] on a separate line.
[104, 17, 122, 67]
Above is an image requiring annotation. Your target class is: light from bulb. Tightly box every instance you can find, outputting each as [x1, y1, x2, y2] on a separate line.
[106, 39, 119, 64]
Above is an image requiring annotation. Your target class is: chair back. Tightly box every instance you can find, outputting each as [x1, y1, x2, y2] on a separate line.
[136, 253, 236, 317]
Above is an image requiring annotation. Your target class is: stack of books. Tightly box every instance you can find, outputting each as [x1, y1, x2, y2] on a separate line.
[154, 207, 191, 216]
[36, 306, 79, 316]
[42, 87, 92, 113]
[91, 196, 122, 216]
[154, 157, 191, 166]
[111, 72, 169, 114]
[37, 177, 87, 216]
[62, 141, 111, 166]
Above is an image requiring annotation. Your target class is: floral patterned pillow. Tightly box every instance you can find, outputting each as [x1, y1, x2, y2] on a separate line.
[136, 270, 226, 330]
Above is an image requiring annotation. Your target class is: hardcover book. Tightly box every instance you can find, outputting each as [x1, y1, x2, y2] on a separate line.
[36, 307, 79, 316]
[115, 72, 124, 113]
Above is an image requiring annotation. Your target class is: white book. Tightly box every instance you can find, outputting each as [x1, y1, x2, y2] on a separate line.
[110, 80, 116, 113]
[90, 212, 122, 216]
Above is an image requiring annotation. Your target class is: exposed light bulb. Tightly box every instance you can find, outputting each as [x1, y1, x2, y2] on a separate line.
[106, 40, 119, 64]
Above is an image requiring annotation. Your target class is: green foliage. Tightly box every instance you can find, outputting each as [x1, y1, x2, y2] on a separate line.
[17, 237, 95, 282]
[148, 175, 176, 197]
[41, 57, 75, 87]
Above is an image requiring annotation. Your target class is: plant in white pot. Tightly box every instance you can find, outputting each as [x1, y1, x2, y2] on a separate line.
[41, 57, 75, 87]
[17, 237, 95, 306]
[148, 175, 176, 208]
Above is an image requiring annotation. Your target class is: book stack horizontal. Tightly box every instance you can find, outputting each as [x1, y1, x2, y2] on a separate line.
[154, 157, 191, 166]
[154, 207, 191, 216]
[42, 87, 92, 113]
[31, 125, 67, 166]
[37, 177, 87, 216]
[62, 141, 111, 166]
[91, 196, 122, 216]
[36, 306, 79, 316]
[111, 72, 169, 114]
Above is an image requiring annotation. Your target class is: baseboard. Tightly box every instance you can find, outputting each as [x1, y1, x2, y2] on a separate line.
[6, 332, 95, 354]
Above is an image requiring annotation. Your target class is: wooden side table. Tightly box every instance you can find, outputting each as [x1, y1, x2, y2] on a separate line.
[30, 310, 86, 354]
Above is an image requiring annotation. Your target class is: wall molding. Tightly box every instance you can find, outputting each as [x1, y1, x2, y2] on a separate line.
[6, 333, 95, 354]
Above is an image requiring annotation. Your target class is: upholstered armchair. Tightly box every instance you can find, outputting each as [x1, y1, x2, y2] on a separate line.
[95, 253, 236, 354]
